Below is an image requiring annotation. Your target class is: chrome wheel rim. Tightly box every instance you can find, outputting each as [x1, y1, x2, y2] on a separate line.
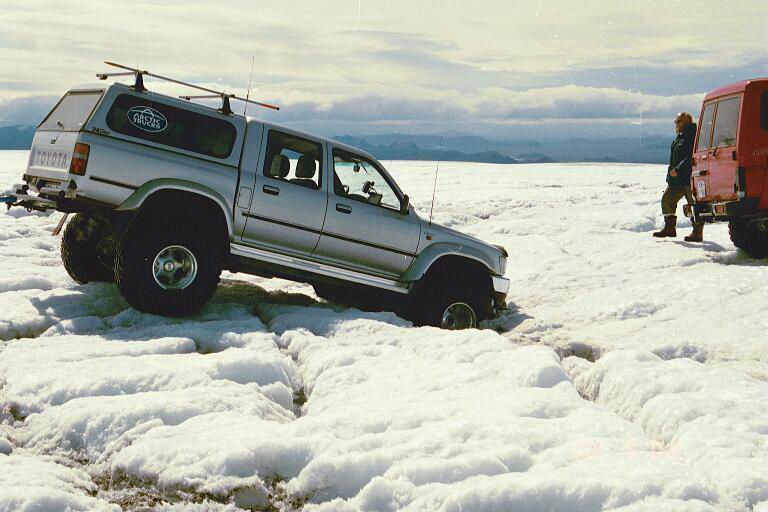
[440, 302, 477, 330]
[152, 245, 197, 290]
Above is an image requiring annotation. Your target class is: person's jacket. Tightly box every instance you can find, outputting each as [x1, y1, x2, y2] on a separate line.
[667, 122, 697, 186]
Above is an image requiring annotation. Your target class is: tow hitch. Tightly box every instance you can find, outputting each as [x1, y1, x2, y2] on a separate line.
[2, 190, 69, 236]
[1, 183, 59, 212]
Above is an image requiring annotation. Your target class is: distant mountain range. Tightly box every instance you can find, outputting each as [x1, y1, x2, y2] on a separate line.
[335, 134, 671, 164]
[332, 136, 544, 164]
[0, 124, 672, 164]
[0, 125, 35, 150]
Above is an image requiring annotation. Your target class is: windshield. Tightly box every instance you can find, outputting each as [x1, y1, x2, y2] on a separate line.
[38, 91, 103, 132]
[696, 103, 715, 152]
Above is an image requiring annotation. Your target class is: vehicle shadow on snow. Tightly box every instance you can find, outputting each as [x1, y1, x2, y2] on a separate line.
[214, 279, 532, 337]
[209, 278, 319, 309]
[482, 303, 532, 334]
[213, 278, 412, 336]
[671, 240, 728, 252]
[707, 249, 768, 266]
[669, 240, 768, 266]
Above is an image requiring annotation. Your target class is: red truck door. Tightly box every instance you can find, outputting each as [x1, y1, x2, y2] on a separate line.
[692, 102, 715, 201]
[706, 95, 741, 202]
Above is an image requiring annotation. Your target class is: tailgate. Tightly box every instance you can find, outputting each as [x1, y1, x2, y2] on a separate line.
[27, 131, 80, 182]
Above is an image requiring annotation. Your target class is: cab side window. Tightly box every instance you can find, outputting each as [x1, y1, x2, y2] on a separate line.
[333, 150, 401, 211]
[760, 91, 768, 130]
[696, 103, 715, 152]
[262, 130, 322, 190]
[712, 97, 740, 148]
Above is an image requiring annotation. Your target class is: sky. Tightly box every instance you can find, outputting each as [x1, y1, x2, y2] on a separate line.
[1, 0, 768, 140]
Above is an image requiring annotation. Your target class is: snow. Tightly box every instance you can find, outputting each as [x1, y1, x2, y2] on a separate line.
[0, 149, 766, 510]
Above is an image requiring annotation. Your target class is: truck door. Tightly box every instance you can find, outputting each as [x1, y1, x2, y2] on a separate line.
[312, 148, 420, 278]
[692, 102, 715, 202]
[707, 95, 741, 201]
[241, 128, 328, 257]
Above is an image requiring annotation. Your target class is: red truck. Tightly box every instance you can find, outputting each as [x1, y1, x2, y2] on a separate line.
[684, 78, 768, 257]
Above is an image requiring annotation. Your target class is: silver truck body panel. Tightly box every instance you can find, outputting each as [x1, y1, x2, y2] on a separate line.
[241, 124, 328, 257]
[16, 81, 509, 301]
[230, 243, 410, 294]
[403, 224, 504, 281]
[117, 178, 235, 235]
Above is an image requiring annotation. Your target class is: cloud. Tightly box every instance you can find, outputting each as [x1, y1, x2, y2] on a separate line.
[0, 83, 704, 134]
[471, 86, 704, 121]
[0, 0, 763, 135]
[263, 85, 702, 124]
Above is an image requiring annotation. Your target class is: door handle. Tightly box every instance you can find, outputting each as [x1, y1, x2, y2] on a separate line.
[263, 185, 280, 196]
[336, 203, 352, 214]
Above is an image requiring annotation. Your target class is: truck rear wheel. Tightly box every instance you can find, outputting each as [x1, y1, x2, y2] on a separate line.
[115, 217, 222, 316]
[61, 213, 115, 284]
[729, 218, 768, 258]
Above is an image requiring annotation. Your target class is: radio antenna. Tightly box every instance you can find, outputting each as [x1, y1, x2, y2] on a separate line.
[243, 56, 255, 116]
[428, 136, 443, 226]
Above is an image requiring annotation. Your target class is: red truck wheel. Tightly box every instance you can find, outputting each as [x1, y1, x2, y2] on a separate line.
[729, 218, 768, 258]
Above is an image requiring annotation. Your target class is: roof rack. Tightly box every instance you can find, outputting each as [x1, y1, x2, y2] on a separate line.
[96, 61, 279, 115]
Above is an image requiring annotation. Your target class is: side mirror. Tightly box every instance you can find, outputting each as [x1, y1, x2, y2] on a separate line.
[400, 194, 410, 215]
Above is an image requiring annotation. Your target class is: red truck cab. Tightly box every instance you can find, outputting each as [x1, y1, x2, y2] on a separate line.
[686, 77, 768, 257]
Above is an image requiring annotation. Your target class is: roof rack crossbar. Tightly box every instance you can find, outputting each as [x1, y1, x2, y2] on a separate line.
[98, 61, 280, 113]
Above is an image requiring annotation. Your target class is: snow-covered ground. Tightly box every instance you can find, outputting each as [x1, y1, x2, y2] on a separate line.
[1, 149, 767, 511]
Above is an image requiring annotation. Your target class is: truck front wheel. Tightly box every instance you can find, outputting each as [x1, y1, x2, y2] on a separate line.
[729, 218, 768, 258]
[411, 270, 491, 330]
[115, 217, 222, 316]
[61, 213, 115, 284]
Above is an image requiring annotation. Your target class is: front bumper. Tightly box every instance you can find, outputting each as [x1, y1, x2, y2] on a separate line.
[492, 274, 510, 311]
[684, 198, 762, 223]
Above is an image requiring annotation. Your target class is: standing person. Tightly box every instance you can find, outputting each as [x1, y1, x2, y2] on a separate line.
[653, 112, 703, 241]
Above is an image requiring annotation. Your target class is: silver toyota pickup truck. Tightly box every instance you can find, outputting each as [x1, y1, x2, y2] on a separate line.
[4, 79, 509, 329]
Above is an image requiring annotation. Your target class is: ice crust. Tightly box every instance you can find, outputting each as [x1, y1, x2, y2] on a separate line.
[0, 151, 765, 511]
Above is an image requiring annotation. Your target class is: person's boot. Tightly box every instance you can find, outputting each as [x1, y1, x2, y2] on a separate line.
[653, 216, 677, 237]
[684, 222, 704, 242]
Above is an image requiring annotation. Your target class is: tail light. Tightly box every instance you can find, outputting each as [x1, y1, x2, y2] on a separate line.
[735, 166, 746, 199]
[69, 143, 90, 176]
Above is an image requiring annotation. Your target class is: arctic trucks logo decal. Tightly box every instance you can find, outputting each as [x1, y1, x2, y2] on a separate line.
[127, 106, 167, 132]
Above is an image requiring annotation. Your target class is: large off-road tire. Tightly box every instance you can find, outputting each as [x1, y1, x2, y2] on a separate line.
[114, 217, 223, 317]
[61, 213, 115, 284]
[409, 266, 492, 330]
[729, 218, 768, 258]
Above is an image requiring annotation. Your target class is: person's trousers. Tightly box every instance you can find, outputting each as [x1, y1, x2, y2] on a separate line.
[661, 185, 694, 217]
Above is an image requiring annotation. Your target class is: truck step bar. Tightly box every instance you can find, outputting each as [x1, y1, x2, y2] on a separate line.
[229, 242, 410, 294]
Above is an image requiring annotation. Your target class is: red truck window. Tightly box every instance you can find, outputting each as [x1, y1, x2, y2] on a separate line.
[712, 97, 740, 148]
[697, 103, 715, 151]
[761, 91, 768, 130]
